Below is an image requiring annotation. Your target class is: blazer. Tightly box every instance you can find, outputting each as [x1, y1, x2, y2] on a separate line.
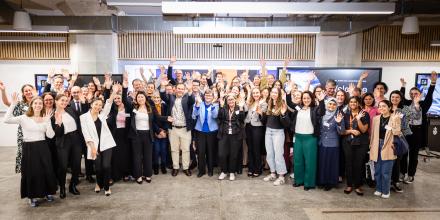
[289, 100, 325, 137]
[192, 102, 219, 132]
[369, 115, 401, 162]
[50, 107, 80, 148]
[217, 105, 245, 139]
[160, 91, 195, 131]
[80, 100, 116, 159]
[319, 116, 345, 147]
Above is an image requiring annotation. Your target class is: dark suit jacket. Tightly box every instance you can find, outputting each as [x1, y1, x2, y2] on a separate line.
[217, 105, 245, 140]
[160, 91, 195, 131]
[289, 100, 325, 137]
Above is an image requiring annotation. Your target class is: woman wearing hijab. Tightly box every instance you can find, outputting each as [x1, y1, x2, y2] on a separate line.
[317, 98, 345, 191]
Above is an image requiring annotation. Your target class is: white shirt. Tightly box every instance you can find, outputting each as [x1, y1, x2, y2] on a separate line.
[135, 111, 150, 130]
[3, 104, 55, 142]
[62, 112, 77, 134]
[295, 108, 314, 134]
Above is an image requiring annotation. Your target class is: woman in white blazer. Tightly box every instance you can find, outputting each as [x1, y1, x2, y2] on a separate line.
[80, 85, 117, 196]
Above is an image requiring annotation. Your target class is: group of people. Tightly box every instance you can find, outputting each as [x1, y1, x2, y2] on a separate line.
[0, 57, 437, 207]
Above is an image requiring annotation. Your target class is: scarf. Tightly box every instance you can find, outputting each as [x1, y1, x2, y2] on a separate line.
[322, 98, 337, 123]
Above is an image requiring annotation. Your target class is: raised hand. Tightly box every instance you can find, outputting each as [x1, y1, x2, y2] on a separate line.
[45, 108, 54, 118]
[259, 58, 266, 67]
[283, 57, 290, 67]
[122, 71, 129, 88]
[413, 93, 421, 105]
[48, 68, 56, 79]
[348, 83, 355, 95]
[356, 110, 365, 120]
[92, 77, 101, 86]
[431, 71, 438, 83]
[71, 72, 79, 82]
[62, 70, 70, 80]
[31, 87, 38, 97]
[112, 82, 120, 94]
[360, 71, 369, 80]
[170, 56, 176, 65]
[335, 112, 343, 123]
[11, 92, 19, 105]
[317, 91, 326, 101]
[159, 65, 166, 75]
[0, 80, 5, 91]
[308, 71, 316, 82]
[400, 78, 406, 87]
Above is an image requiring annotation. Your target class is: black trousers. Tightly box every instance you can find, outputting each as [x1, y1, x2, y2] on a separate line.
[218, 134, 241, 173]
[81, 137, 94, 176]
[391, 156, 401, 184]
[196, 131, 217, 174]
[56, 131, 82, 187]
[132, 130, 153, 178]
[342, 139, 367, 188]
[95, 149, 112, 191]
[245, 125, 264, 174]
[112, 128, 132, 180]
[401, 125, 423, 177]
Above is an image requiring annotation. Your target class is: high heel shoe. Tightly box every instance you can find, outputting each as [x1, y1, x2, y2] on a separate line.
[105, 189, 111, 196]
[95, 184, 101, 193]
[136, 177, 143, 184]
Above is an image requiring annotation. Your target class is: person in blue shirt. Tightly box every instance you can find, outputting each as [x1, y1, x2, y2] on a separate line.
[192, 89, 219, 177]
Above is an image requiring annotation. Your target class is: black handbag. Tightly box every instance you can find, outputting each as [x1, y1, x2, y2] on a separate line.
[393, 134, 409, 156]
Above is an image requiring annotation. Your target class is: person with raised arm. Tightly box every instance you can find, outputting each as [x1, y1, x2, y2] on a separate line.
[4, 93, 57, 207]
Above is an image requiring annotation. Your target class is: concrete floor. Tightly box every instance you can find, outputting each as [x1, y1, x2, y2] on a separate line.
[1, 146, 440, 220]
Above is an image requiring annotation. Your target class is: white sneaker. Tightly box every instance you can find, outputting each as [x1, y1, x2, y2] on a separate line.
[218, 172, 227, 180]
[273, 177, 285, 186]
[263, 174, 277, 182]
[373, 191, 382, 197]
[229, 173, 235, 181]
[381, 193, 390, 199]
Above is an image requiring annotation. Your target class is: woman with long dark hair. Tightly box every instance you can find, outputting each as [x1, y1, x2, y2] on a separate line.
[4, 94, 57, 207]
[291, 91, 325, 190]
[80, 85, 118, 196]
[341, 96, 370, 196]
[42, 92, 57, 176]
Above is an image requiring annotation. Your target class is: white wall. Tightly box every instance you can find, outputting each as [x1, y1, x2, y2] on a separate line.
[363, 62, 440, 99]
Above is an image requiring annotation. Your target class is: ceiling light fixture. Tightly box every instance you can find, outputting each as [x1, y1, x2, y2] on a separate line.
[0, 36, 67, 43]
[402, 16, 419, 35]
[431, 41, 440, 47]
[183, 38, 293, 44]
[162, 2, 395, 15]
[173, 26, 320, 35]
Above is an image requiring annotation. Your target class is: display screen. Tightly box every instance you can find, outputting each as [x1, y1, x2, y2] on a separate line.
[278, 67, 382, 94]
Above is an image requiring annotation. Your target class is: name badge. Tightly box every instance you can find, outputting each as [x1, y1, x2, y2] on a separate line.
[295, 106, 301, 111]
[228, 127, 232, 135]
[235, 110, 240, 115]
[323, 122, 330, 127]
[23, 106, 29, 111]
[125, 113, 131, 117]
[385, 125, 392, 130]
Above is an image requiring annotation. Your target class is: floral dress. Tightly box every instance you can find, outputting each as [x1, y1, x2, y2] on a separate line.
[12, 101, 29, 173]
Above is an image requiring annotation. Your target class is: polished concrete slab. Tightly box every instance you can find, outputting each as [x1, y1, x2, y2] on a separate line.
[0, 146, 439, 220]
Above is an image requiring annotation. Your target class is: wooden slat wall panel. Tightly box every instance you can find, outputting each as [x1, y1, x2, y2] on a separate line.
[0, 33, 69, 60]
[118, 32, 315, 60]
[362, 26, 440, 61]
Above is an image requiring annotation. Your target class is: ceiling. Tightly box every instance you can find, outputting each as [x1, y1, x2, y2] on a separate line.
[0, 0, 439, 34]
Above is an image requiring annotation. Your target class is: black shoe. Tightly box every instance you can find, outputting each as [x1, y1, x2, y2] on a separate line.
[324, 186, 332, 191]
[247, 172, 253, 177]
[153, 166, 159, 175]
[136, 177, 143, 184]
[344, 188, 353, 194]
[197, 172, 205, 178]
[293, 183, 304, 187]
[392, 183, 403, 193]
[208, 171, 213, 177]
[183, 169, 192, 176]
[161, 166, 167, 174]
[86, 175, 96, 183]
[172, 169, 179, 177]
[189, 161, 197, 170]
[69, 183, 80, 195]
[355, 189, 364, 196]
[145, 177, 152, 183]
[59, 186, 66, 199]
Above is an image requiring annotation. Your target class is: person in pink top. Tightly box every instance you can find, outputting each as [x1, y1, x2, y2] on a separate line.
[362, 93, 380, 135]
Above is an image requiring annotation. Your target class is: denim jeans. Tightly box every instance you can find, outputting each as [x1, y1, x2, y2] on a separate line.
[265, 128, 287, 175]
[153, 138, 168, 167]
[374, 139, 394, 195]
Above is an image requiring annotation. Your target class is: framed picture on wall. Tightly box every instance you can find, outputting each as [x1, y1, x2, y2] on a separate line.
[277, 67, 382, 94]
[415, 73, 439, 99]
[34, 74, 123, 96]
